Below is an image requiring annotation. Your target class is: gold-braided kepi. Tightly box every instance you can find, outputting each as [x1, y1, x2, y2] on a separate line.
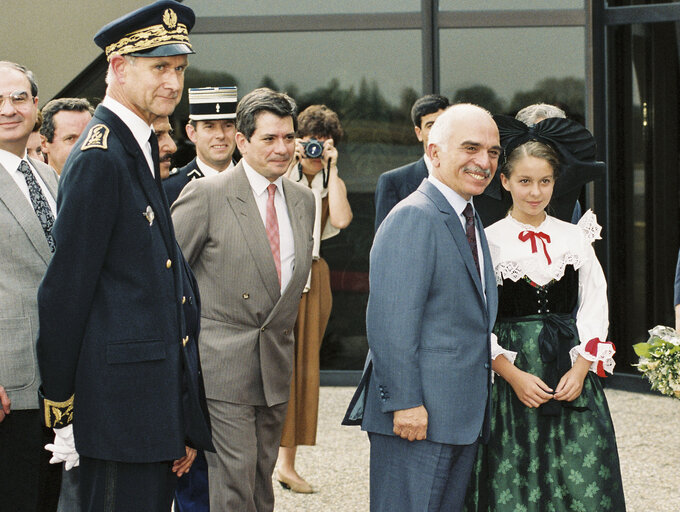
[94, 0, 195, 61]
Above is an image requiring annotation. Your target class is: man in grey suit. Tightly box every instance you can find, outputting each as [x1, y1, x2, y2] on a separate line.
[171, 87, 315, 512]
[0, 60, 60, 511]
[361, 104, 500, 512]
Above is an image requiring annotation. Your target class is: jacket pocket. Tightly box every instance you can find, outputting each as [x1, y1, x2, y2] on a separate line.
[0, 316, 36, 390]
[106, 339, 166, 364]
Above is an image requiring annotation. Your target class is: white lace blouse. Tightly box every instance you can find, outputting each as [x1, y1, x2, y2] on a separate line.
[486, 210, 616, 376]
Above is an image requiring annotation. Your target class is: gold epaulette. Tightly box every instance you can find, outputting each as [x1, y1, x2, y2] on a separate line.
[81, 124, 110, 151]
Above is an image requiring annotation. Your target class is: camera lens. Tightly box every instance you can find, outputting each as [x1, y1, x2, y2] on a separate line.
[303, 139, 324, 159]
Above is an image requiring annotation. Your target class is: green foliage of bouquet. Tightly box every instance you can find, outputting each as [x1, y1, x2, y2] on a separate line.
[633, 325, 680, 399]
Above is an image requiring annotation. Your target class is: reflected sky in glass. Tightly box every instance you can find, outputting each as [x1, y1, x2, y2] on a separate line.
[186, 0, 420, 16]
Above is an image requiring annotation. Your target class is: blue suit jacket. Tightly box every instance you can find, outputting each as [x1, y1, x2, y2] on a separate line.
[361, 180, 498, 445]
[37, 105, 213, 462]
[374, 157, 428, 232]
[675, 249, 680, 306]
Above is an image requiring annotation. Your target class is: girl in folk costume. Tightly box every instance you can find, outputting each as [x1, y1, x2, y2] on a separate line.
[465, 116, 626, 512]
[276, 105, 352, 493]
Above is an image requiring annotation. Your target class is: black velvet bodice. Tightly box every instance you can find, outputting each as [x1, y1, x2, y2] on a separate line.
[497, 266, 578, 318]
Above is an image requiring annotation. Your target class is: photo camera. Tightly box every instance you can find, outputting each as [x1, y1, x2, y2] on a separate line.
[301, 138, 324, 158]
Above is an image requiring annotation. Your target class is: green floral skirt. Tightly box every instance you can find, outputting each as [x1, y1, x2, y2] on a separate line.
[464, 315, 626, 512]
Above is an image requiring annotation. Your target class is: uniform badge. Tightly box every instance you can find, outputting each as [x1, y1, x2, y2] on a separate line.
[81, 124, 110, 151]
[187, 168, 204, 180]
[144, 205, 155, 226]
[163, 8, 178, 30]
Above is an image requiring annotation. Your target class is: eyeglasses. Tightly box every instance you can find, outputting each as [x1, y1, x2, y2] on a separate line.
[0, 91, 32, 109]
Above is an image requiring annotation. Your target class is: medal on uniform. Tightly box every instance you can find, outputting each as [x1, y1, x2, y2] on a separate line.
[144, 205, 155, 226]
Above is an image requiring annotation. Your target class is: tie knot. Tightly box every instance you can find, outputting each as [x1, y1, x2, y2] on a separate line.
[267, 183, 277, 198]
[463, 203, 474, 220]
[17, 160, 31, 175]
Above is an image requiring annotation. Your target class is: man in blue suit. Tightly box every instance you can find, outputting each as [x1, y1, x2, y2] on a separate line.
[362, 103, 500, 512]
[374, 94, 449, 231]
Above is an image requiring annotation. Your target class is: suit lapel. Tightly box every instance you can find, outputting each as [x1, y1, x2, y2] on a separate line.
[97, 106, 175, 259]
[30, 158, 58, 201]
[0, 162, 53, 264]
[228, 165, 281, 303]
[421, 180, 486, 302]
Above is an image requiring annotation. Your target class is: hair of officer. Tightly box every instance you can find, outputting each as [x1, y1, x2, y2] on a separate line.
[297, 104, 344, 144]
[515, 103, 566, 125]
[40, 98, 95, 142]
[0, 61, 38, 98]
[104, 55, 137, 86]
[427, 103, 492, 153]
[411, 94, 450, 129]
[502, 140, 560, 181]
[236, 88, 297, 141]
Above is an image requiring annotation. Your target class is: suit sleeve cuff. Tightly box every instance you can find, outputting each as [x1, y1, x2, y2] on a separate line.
[38, 387, 74, 428]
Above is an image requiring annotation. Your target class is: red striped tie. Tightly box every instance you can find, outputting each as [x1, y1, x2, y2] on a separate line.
[266, 183, 281, 285]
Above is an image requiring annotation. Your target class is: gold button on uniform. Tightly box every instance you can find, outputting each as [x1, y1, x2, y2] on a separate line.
[166, 259, 172, 268]
[182, 336, 189, 346]
[182, 296, 186, 304]
[242, 293, 249, 299]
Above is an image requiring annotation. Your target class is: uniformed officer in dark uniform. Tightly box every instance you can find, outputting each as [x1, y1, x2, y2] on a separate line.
[164, 86, 238, 205]
[36, 2, 213, 510]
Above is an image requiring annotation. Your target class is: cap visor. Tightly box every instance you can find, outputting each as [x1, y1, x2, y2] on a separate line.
[129, 43, 194, 57]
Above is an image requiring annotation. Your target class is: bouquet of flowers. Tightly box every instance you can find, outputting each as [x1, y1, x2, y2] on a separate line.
[633, 325, 680, 399]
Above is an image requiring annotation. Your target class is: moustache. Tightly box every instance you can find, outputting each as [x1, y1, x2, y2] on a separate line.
[463, 165, 491, 177]
[159, 154, 173, 163]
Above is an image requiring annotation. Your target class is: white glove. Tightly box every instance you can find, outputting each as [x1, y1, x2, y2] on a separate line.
[45, 424, 80, 470]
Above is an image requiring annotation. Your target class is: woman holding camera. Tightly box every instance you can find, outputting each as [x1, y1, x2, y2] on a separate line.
[276, 105, 352, 493]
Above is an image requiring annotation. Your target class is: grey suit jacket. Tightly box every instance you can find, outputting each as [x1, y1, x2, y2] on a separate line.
[361, 179, 498, 445]
[171, 162, 315, 407]
[0, 158, 58, 410]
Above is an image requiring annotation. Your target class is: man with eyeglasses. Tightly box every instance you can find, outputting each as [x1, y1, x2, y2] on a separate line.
[0, 60, 61, 511]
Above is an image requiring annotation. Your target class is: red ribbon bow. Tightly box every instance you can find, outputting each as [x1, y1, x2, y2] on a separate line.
[518, 230, 552, 264]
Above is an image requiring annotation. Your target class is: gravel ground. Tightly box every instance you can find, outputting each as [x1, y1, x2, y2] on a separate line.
[273, 386, 680, 512]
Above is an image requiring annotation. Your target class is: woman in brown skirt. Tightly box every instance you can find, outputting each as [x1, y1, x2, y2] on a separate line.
[276, 105, 353, 493]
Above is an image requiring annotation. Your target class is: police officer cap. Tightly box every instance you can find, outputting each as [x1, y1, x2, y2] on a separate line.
[94, 0, 195, 61]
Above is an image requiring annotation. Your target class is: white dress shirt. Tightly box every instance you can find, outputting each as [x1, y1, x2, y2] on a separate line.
[101, 96, 154, 177]
[196, 156, 234, 177]
[242, 160, 295, 294]
[0, 148, 57, 214]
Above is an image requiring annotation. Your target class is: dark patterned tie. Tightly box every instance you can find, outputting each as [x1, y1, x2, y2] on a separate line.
[463, 203, 480, 277]
[149, 131, 160, 176]
[17, 160, 55, 252]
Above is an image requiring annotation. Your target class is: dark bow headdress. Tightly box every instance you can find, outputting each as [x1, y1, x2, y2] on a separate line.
[477, 115, 605, 225]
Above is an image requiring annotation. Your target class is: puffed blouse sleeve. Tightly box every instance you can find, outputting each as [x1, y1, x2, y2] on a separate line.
[570, 211, 616, 376]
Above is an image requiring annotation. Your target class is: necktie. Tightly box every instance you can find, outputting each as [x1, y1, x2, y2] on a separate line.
[265, 183, 281, 285]
[463, 203, 480, 277]
[18, 160, 55, 252]
[149, 131, 159, 177]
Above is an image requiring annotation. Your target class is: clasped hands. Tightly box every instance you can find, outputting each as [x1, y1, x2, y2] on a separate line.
[507, 356, 592, 408]
[44, 423, 196, 476]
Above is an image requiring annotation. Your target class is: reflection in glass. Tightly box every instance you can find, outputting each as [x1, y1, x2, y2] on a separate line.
[177, 31, 422, 370]
[186, 0, 419, 16]
[440, 27, 586, 119]
[440, 0, 583, 10]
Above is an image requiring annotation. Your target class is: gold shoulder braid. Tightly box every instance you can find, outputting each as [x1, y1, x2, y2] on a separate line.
[81, 124, 110, 151]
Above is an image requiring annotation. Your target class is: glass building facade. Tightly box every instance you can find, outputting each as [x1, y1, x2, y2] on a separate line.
[57, 1, 680, 375]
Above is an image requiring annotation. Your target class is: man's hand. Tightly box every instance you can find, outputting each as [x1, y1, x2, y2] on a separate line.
[0, 386, 11, 423]
[172, 446, 197, 477]
[45, 424, 79, 470]
[393, 405, 428, 441]
[554, 356, 591, 402]
[506, 369, 553, 408]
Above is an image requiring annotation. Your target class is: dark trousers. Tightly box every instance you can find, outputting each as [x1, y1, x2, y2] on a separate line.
[0, 408, 61, 512]
[80, 457, 177, 512]
[368, 432, 478, 512]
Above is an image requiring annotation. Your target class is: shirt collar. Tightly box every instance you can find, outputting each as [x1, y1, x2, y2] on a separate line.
[242, 159, 286, 199]
[0, 148, 26, 174]
[427, 174, 474, 217]
[101, 96, 152, 152]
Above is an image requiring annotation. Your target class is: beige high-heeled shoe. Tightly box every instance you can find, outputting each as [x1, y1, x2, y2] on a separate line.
[274, 469, 313, 494]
